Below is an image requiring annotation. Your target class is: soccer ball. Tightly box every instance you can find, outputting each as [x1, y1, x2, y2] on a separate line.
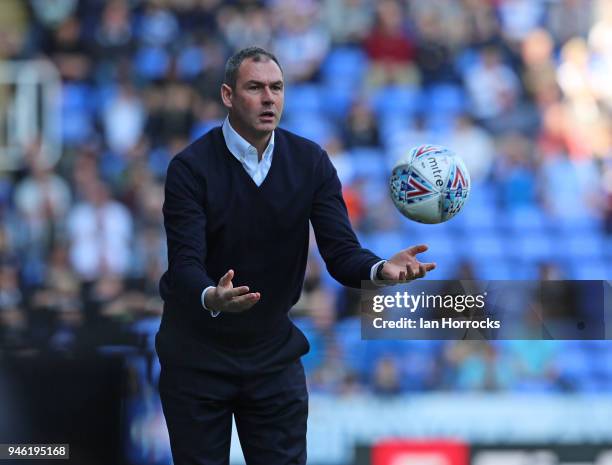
[389, 144, 470, 224]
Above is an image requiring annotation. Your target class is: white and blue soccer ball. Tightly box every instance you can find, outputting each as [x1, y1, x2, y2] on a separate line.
[389, 145, 470, 224]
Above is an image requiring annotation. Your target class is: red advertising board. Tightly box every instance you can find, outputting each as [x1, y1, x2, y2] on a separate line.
[372, 440, 469, 465]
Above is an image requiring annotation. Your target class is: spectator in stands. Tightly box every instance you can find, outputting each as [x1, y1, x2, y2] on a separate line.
[271, 1, 330, 82]
[445, 114, 495, 182]
[157, 83, 195, 145]
[0, 0, 29, 59]
[546, 0, 593, 45]
[67, 180, 133, 280]
[463, 46, 521, 128]
[0, 260, 22, 312]
[520, 28, 559, 107]
[220, 5, 274, 52]
[343, 100, 381, 149]
[43, 15, 92, 82]
[372, 356, 402, 395]
[93, 0, 134, 74]
[444, 341, 510, 391]
[495, 133, 539, 210]
[497, 0, 545, 45]
[103, 83, 146, 156]
[412, 6, 461, 85]
[13, 147, 72, 250]
[363, 0, 419, 87]
[461, 0, 502, 47]
[138, 2, 179, 48]
[323, 0, 374, 45]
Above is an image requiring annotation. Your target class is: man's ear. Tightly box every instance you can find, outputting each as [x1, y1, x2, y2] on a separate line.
[220, 84, 233, 109]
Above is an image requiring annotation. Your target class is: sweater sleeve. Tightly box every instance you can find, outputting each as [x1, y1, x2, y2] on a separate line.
[310, 150, 382, 288]
[162, 156, 216, 307]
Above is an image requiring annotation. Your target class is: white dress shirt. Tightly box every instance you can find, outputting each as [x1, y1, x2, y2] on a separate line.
[222, 116, 275, 187]
[202, 118, 385, 316]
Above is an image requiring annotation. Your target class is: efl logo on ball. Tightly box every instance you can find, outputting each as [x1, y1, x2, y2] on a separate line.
[389, 145, 470, 224]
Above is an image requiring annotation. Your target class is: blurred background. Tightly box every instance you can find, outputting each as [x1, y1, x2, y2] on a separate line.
[0, 0, 611, 464]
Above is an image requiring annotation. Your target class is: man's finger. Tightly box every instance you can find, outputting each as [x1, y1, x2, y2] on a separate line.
[408, 263, 420, 277]
[423, 262, 436, 272]
[405, 244, 428, 256]
[230, 292, 260, 310]
[416, 263, 428, 278]
[219, 269, 234, 287]
[224, 285, 250, 299]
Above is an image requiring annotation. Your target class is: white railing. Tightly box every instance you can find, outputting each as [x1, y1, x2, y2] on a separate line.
[0, 60, 62, 170]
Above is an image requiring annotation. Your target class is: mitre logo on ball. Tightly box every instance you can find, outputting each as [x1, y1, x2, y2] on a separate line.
[390, 144, 470, 224]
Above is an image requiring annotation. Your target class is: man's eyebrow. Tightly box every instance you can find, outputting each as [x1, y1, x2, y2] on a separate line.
[244, 80, 284, 86]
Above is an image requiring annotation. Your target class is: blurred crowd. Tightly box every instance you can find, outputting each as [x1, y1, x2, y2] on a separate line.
[0, 0, 611, 394]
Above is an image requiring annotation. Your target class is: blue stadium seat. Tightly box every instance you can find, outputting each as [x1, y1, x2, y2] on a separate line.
[505, 205, 553, 233]
[554, 343, 593, 390]
[470, 257, 514, 280]
[554, 213, 603, 235]
[93, 84, 118, 116]
[61, 83, 94, 144]
[568, 259, 610, 280]
[512, 232, 556, 262]
[465, 180, 498, 206]
[410, 232, 456, 259]
[177, 45, 205, 78]
[511, 260, 541, 279]
[454, 48, 480, 76]
[135, 46, 170, 80]
[425, 113, 455, 135]
[378, 114, 414, 145]
[349, 148, 387, 181]
[321, 47, 368, 88]
[280, 115, 333, 146]
[291, 317, 325, 374]
[558, 233, 606, 261]
[592, 348, 612, 380]
[371, 85, 422, 119]
[455, 202, 503, 232]
[365, 231, 408, 260]
[605, 237, 612, 259]
[334, 317, 368, 377]
[425, 84, 467, 116]
[398, 344, 439, 391]
[62, 82, 94, 113]
[283, 84, 324, 117]
[191, 118, 223, 141]
[322, 82, 355, 119]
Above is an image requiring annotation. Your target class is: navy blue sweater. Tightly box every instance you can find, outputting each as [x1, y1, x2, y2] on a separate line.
[157, 127, 381, 372]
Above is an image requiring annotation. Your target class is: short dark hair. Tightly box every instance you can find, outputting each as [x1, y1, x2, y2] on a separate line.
[223, 47, 283, 89]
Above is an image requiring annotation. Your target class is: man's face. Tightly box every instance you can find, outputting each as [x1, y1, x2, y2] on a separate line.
[222, 58, 284, 138]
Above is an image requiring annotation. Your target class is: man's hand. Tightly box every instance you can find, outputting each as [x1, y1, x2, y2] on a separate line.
[380, 244, 436, 282]
[205, 269, 260, 313]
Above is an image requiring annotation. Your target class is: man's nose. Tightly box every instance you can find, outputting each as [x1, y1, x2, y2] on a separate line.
[261, 86, 274, 103]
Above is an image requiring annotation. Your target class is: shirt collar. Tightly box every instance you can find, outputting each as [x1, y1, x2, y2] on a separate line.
[222, 117, 275, 163]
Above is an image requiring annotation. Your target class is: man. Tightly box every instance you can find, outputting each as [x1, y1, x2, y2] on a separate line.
[157, 47, 435, 465]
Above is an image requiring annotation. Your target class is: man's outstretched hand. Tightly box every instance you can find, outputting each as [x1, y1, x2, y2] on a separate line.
[379, 244, 436, 282]
[205, 269, 260, 313]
